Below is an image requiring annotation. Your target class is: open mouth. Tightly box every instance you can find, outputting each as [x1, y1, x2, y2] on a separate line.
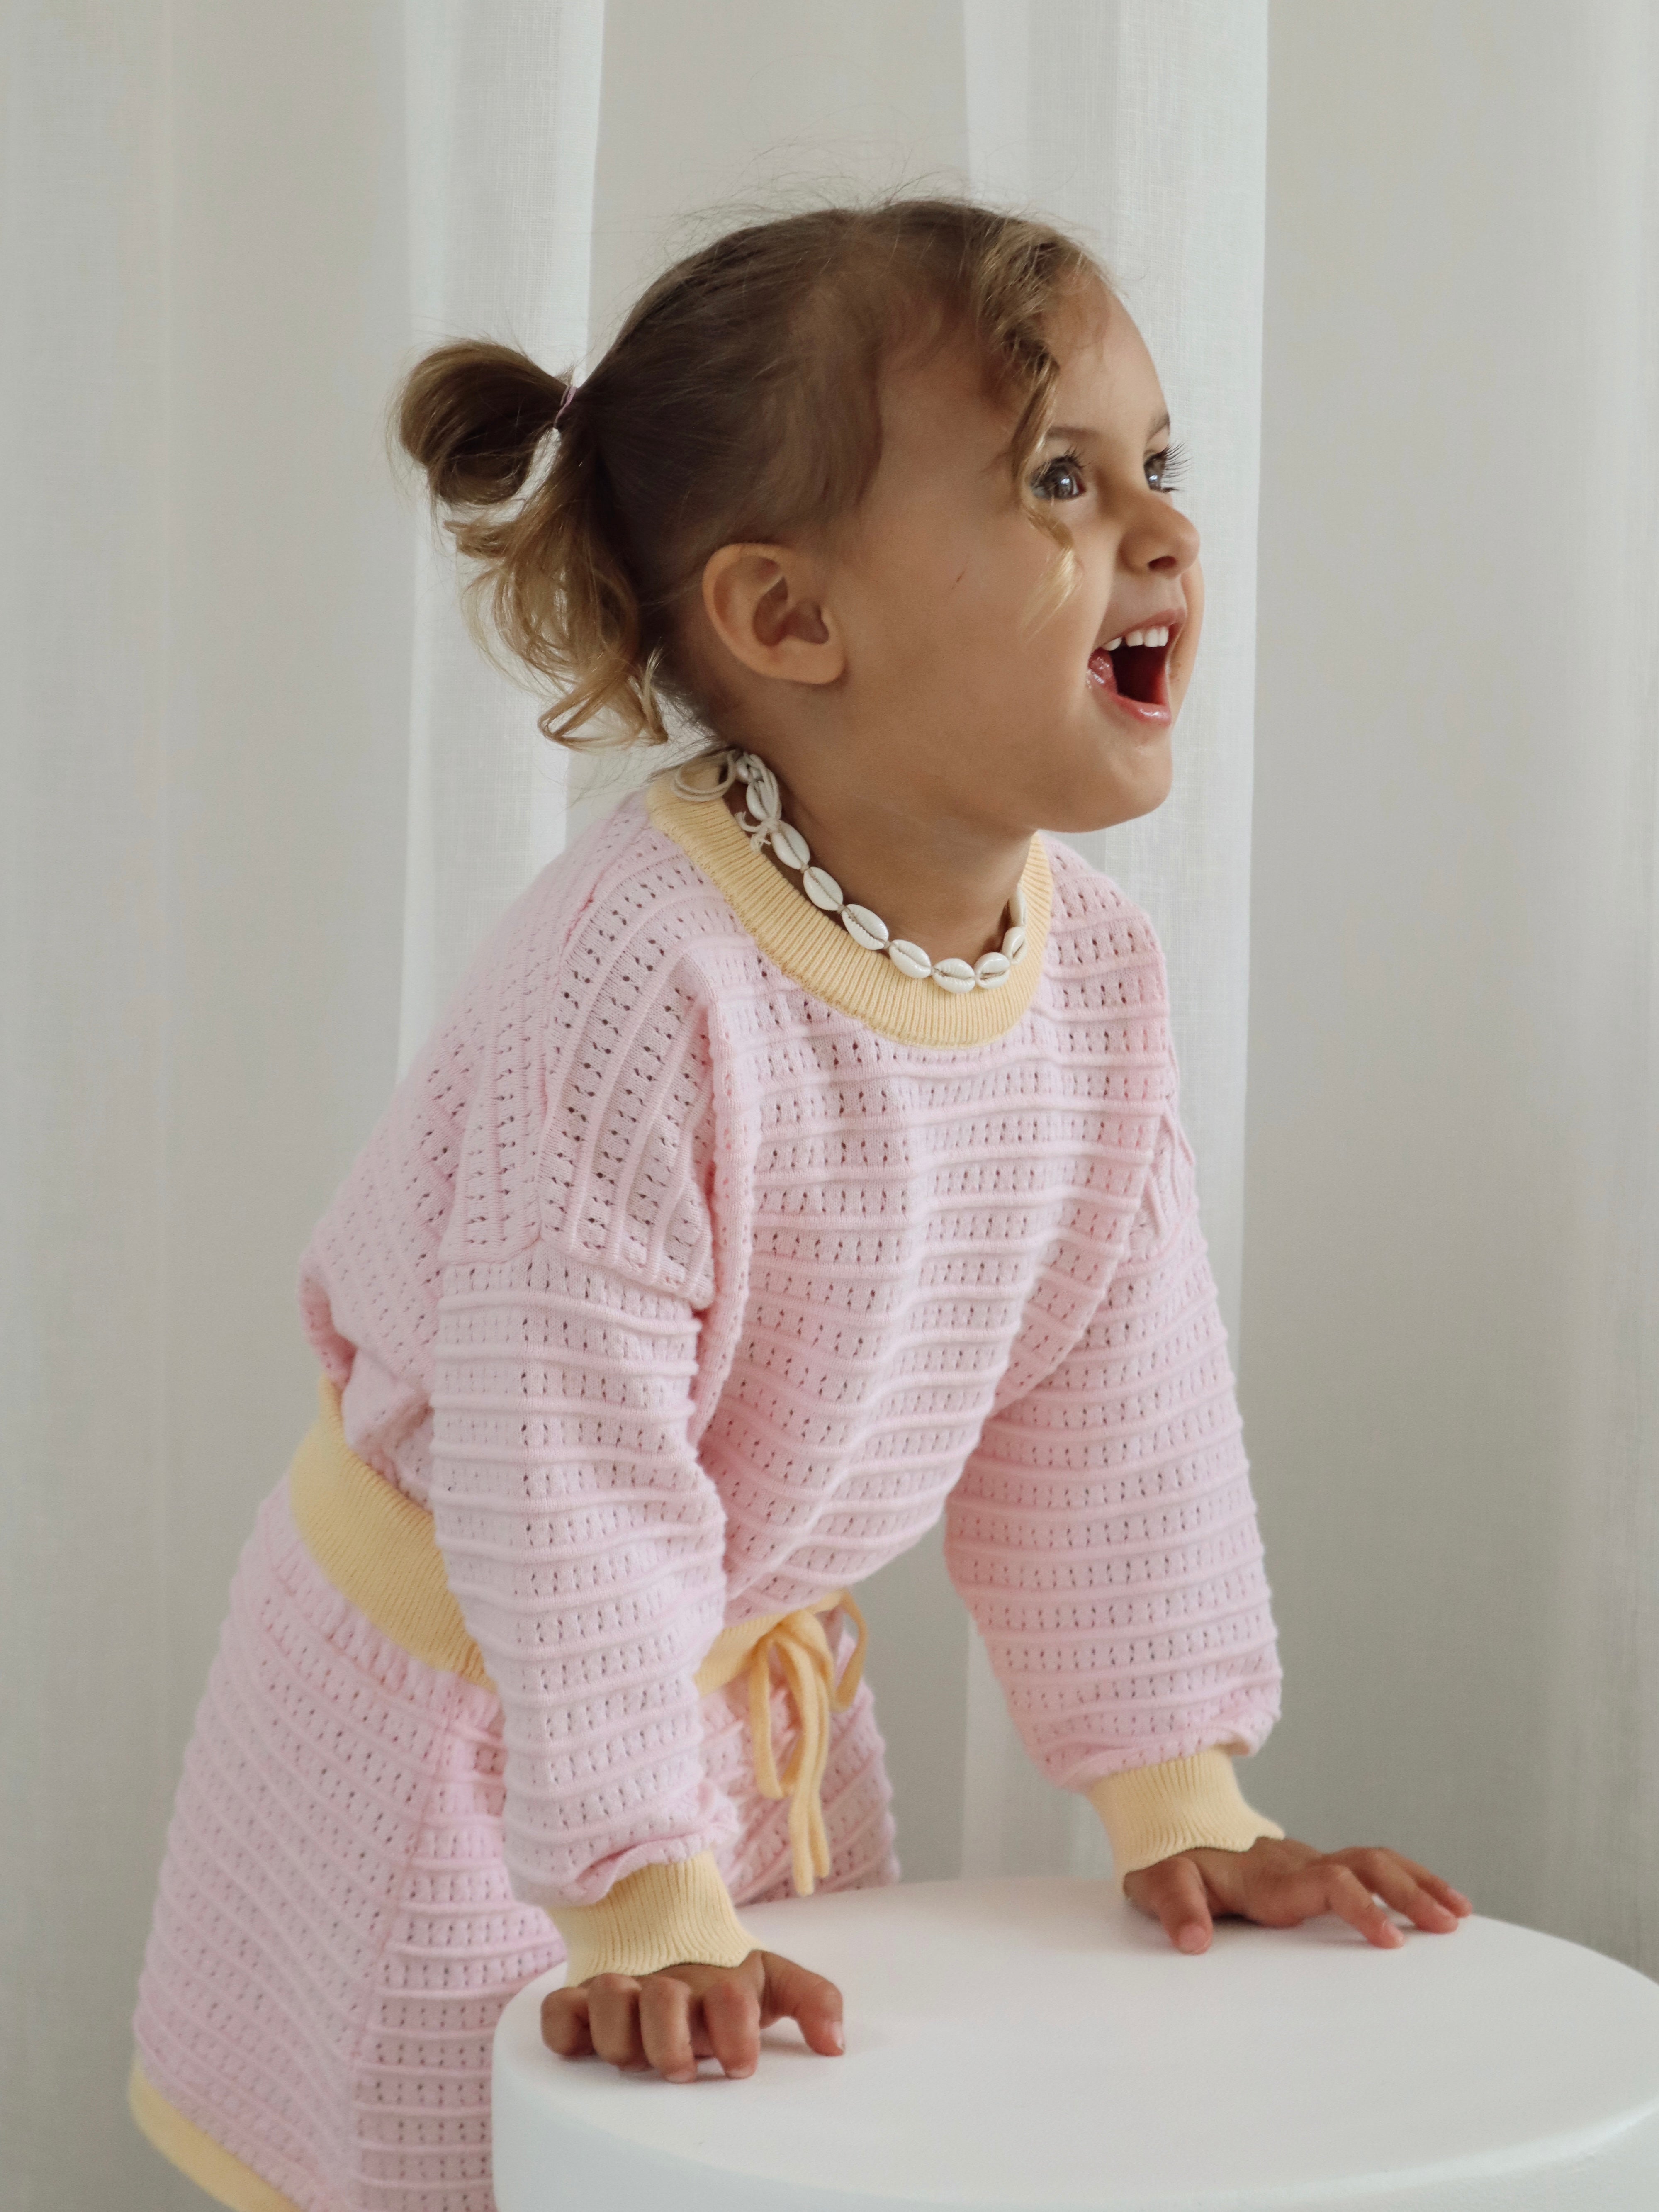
[1086, 622, 1176, 720]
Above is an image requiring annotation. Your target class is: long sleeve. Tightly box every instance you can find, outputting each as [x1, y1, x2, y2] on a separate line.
[427, 1243, 759, 1975]
[944, 1093, 1284, 1882]
[422, 903, 760, 1980]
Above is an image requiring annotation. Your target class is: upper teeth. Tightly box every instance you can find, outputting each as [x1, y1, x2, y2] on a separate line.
[1108, 626, 1169, 650]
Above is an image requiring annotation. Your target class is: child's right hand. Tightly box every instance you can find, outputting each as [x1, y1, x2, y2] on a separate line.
[541, 1948, 845, 2083]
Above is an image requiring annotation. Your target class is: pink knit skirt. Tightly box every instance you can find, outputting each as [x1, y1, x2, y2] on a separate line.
[130, 1471, 900, 2212]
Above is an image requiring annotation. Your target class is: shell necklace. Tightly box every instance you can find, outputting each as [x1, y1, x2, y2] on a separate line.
[672, 747, 1028, 994]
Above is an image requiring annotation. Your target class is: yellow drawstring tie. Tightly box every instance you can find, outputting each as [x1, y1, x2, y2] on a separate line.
[693, 1592, 868, 1896]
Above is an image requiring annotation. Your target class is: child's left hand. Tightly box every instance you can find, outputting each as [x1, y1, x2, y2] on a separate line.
[1121, 1837, 1472, 1954]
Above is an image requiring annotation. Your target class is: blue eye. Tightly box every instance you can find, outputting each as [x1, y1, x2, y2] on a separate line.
[1146, 442, 1188, 494]
[1031, 452, 1086, 501]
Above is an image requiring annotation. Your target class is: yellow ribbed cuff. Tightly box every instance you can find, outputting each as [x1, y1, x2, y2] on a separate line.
[543, 1850, 759, 1985]
[1087, 1748, 1286, 1888]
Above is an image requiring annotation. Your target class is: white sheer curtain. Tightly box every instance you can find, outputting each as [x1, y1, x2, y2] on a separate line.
[959, 0, 1270, 1880]
[399, 0, 602, 1064]
[5, 10, 416, 2207]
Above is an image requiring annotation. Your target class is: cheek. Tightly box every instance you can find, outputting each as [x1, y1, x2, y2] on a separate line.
[849, 508, 1090, 701]
[937, 540, 1084, 680]
[860, 543, 1011, 676]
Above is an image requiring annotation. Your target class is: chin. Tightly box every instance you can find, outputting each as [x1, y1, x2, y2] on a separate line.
[1036, 749, 1174, 835]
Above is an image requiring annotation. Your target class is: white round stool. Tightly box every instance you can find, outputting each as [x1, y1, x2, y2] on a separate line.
[492, 1875, 1659, 2210]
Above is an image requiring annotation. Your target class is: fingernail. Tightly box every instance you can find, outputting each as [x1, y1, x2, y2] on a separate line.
[1177, 1924, 1207, 1953]
[828, 2023, 844, 2051]
[725, 2063, 755, 2079]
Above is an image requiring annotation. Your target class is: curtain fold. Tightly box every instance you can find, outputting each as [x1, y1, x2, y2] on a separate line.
[399, 0, 604, 1066]
[960, 0, 1270, 1880]
[5, 6, 417, 2205]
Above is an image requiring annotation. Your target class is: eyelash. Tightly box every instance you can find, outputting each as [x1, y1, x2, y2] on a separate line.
[1031, 443, 1189, 499]
[1150, 441, 1188, 494]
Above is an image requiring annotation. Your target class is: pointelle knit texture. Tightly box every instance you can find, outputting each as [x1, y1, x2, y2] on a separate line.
[306, 769, 1282, 1881]
[130, 772, 1283, 2212]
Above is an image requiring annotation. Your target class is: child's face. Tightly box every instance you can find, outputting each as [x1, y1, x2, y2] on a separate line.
[830, 285, 1202, 836]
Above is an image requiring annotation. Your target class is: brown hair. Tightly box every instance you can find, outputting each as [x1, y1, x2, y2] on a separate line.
[394, 197, 1107, 749]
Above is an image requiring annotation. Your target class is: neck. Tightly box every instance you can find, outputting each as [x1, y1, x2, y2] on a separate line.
[722, 745, 1030, 966]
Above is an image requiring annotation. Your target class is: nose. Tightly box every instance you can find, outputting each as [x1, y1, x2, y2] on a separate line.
[1123, 493, 1200, 579]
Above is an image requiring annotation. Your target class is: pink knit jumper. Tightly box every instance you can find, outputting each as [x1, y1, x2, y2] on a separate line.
[129, 768, 1283, 2212]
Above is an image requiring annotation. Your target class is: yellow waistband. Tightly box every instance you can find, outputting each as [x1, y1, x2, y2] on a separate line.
[286, 1374, 868, 1895]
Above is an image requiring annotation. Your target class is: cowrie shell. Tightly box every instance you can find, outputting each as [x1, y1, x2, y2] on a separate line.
[932, 958, 978, 993]
[688, 748, 1038, 996]
[770, 821, 811, 871]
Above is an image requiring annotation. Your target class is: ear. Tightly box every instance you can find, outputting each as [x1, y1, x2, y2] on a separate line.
[700, 543, 845, 687]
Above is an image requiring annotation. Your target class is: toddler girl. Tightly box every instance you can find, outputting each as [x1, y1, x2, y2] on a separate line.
[130, 198, 1469, 2212]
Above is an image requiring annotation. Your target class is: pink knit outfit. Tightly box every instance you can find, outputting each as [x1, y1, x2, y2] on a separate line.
[131, 776, 1282, 2212]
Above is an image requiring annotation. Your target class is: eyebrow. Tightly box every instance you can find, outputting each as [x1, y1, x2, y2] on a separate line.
[1047, 412, 1172, 444]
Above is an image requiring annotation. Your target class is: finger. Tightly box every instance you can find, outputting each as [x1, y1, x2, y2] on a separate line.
[638, 1974, 700, 2084]
[540, 1986, 593, 2060]
[1136, 1857, 1215, 1954]
[1340, 1850, 1462, 1933]
[584, 1973, 649, 2071]
[760, 1952, 845, 2055]
[1377, 1853, 1473, 1915]
[703, 1975, 761, 2079]
[1323, 1864, 1404, 1948]
[1332, 1847, 1472, 1920]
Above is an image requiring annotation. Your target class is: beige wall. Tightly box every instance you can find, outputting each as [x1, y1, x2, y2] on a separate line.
[1239, 0, 1642, 1939]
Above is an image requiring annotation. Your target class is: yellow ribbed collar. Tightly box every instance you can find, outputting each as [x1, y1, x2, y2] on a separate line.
[645, 764, 1051, 1049]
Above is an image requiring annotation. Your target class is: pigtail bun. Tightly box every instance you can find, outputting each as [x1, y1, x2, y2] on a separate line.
[396, 340, 567, 507]
[393, 336, 660, 748]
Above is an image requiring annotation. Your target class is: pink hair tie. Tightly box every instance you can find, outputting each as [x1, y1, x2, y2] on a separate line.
[554, 379, 580, 429]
